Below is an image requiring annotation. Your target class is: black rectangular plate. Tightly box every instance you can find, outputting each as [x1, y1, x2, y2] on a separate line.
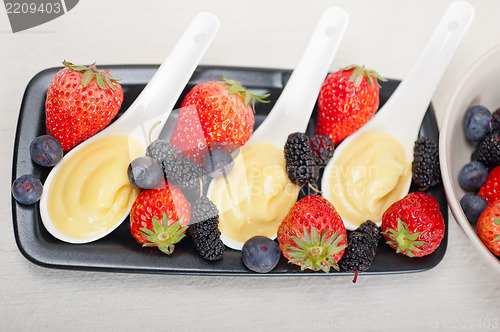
[11, 65, 448, 275]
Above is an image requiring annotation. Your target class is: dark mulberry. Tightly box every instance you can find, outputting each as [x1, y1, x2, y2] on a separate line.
[146, 139, 208, 192]
[491, 108, 500, 133]
[284, 132, 319, 186]
[412, 137, 441, 190]
[339, 220, 380, 282]
[189, 196, 224, 261]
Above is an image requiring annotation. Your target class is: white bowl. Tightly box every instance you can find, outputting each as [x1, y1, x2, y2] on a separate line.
[440, 44, 500, 274]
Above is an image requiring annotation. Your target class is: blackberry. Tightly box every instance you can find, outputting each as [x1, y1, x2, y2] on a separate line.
[310, 134, 335, 167]
[491, 108, 500, 133]
[284, 132, 319, 186]
[339, 220, 380, 282]
[472, 131, 500, 170]
[412, 137, 441, 190]
[146, 139, 208, 192]
[189, 196, 224, 261]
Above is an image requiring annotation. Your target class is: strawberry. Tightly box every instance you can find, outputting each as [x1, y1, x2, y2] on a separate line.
[316, 65, 385, 145]
[277, 195, 347, 272]
[45, 60, 124, 152]
[479, 165, 500, 204]
[477, 200, 500, 257]
[381, 192, 445, 257]
[170, 77, 268, 163]
[130, 182, 190, 255]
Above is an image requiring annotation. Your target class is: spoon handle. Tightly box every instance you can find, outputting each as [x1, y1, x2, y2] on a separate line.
[375, 1, 474, 146]
[248, 6, 348, 147]
[111, 12, 220, 140]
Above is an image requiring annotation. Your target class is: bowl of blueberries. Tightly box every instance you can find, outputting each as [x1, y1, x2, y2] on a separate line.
[440, 44, 500, 273]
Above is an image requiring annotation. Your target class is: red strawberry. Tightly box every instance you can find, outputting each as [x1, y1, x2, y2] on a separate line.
[477, 200, 500, 257]
[316, 65, 385, 145]
[277, 195, 347, 272]
[130, 182, 190, 255]
[381, 192, 445, 257]
[479, 165, 500, 204]
[170, 78, 268, 163]
[45, 60, 124, 152]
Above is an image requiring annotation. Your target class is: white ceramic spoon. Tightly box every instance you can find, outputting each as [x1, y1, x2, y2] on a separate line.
[246, 6, 349, 148]
[39, 12, 220, 243]
[207, 7, 349, 250]
[321, 0, 474, 231]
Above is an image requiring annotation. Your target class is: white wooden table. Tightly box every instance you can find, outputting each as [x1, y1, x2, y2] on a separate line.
[1, 1, 499, 330]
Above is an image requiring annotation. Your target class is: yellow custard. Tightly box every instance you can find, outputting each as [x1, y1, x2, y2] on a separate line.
[209, 143, 300, 244]
[47, 135, 144, 239]
[328, 131, 411, 227]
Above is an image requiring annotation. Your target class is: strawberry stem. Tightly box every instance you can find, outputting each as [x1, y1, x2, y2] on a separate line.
[307, 183, 322, 194]
[352, 269, 359, 283]
[148, 121, 162, 145]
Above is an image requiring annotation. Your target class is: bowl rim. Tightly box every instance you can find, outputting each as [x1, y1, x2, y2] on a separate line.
[440, 43, 500, 273]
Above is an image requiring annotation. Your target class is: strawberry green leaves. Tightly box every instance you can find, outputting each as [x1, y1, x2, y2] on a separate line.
[221, 76, 269, 109]
[493, 217, 500, 242]
[139, 213, 188, 255]
[63, 60, 120, 91]
[285, 226, 346, 273]
[382, 218, 427, 258]
[343, 64, 387, 87]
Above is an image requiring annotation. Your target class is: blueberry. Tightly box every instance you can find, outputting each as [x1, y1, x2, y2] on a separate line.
[460, 192, 488, 224]
[30, 135, 63, 167]
[458, 161, 489, 191]
[203, 148, 234, 178]
[464, 105, 492, 141]
[12, 174, 43, 205]
[127, 156, 164, 190]
[241, 235, 281, 273]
